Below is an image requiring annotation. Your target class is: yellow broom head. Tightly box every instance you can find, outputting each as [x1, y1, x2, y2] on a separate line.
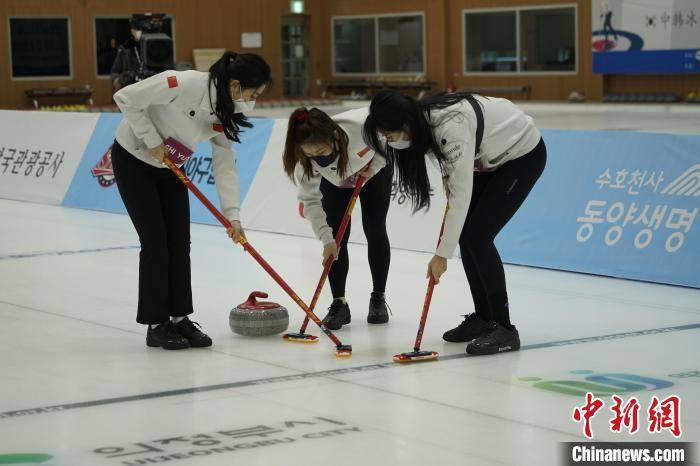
[393, 350, 439, 363]
[335, 345, 352, 358]
[282, 333, 319, 344]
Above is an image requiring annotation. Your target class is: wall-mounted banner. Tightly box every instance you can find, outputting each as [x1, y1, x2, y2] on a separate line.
[246, 126, 700, 288]
[499, 129, 700, 288]
[16, 112, 700, 289]
[0, 110, 98, 205]
[592, 0, 700, 74]
[62, 114, 275, 224]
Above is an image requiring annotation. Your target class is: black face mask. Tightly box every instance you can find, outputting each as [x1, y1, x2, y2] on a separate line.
[312, 142, 338, 167]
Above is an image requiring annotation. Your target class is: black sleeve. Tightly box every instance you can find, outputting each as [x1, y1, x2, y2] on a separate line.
[110, 47, 125, 81]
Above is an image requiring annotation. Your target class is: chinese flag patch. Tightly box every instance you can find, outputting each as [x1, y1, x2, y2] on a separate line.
[167, 76, 178, 88]
[357, 146, 370, 157]
[213, 123, 223, 132]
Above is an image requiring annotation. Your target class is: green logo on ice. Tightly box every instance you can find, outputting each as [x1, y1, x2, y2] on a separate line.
[0, 454, 53, 464]
[520, 370, 675, 396]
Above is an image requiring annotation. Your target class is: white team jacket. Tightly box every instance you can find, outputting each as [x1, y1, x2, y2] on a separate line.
[429, 96, 542, 259]
[295, 107, 387, 245]
[113, 70, 242, 222]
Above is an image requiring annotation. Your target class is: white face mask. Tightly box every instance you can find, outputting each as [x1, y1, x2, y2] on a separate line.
[387, 132, 411, 150]
[233, 88, 256, 113]
[133, 30, 142, 41]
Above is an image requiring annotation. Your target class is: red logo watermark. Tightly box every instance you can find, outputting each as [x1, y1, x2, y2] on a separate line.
[573, 393, 681, 439]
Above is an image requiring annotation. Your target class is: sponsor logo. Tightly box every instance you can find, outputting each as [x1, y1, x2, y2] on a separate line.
[661, 163, 700, 196]
[591, 29, 644, 52]
[520, 370, 675, 396]
[91, 145, 115, 188]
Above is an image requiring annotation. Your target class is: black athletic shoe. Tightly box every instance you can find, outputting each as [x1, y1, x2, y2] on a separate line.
[175, 317, 212, 348]
[442, 313, 491, 343]
[466, 322, 520, 355]
[322, 300, 351, 330]
[367, 292, 390, 324]
[146, 322, 190, 350]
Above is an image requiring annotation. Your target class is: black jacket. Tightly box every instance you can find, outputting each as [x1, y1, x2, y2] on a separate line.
[110, 38, 142, 87]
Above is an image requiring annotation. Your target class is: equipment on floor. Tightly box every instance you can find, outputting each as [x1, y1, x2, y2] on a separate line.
[161, 142, 352, 358]
[393, 205, 449, 364]
[230, 291, 289, 336]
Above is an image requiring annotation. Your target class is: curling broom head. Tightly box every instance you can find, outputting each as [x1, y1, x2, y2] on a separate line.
[335, 344, 352, 358]
[393, 350, 439, 363]
[282, 332, 319, 343]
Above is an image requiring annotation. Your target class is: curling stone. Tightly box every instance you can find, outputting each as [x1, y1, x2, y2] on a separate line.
[229, 291, 289, 337]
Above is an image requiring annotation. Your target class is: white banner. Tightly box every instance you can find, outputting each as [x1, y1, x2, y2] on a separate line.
[592, 0, 700, 50]
[242, 120, 448, 255]
[0, 110, 98, 205]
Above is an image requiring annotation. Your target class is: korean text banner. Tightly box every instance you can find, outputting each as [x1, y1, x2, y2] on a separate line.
[62, 113, 275, 225]
[498, 129, 699, 288]
[0, 110, 98, 205]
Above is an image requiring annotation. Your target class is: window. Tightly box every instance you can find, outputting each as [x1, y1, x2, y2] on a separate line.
[94, 16, 176, 77]
[10, 17, 71, 79]
[464, 11, 516, 72]
[378, 16, 424, 73]
[520, 8, 576, 72]
[332, 13, 424, 75]
[333, 18, 376, 73]
[464, 5, 576, 74]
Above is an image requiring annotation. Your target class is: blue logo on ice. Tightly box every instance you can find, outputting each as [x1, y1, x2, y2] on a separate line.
[520, 370, 674, 396]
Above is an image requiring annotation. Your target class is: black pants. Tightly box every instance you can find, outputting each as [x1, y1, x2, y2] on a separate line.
[320, 166, 392, 299]
[603, 12, 617, 43]
[111, 140, 194, 325]
[459, 138, 547, 328]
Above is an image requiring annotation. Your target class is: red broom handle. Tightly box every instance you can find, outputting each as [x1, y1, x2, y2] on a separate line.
[299, 175, 366, 333]
[413, 204, 449, 351]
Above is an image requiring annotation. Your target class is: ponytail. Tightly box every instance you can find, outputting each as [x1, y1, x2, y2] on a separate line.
[208, 51, 271, 143]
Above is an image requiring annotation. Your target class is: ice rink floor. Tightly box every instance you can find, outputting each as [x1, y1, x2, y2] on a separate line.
[1, 103, 699, 465]
[1, 198, 698, 465]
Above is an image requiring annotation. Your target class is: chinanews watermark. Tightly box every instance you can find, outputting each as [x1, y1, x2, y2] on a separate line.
[520, 370, 697, 464]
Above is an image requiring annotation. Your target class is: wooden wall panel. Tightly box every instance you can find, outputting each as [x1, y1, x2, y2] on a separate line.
[0, 0, 697, 108]
[606, 74, 700, 98]
[314, 0, 449, 94]
[0, 0, 295, 108]
[446, 0, 603, 101]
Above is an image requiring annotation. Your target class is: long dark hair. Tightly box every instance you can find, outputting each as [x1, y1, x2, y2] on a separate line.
[283, 107, 350, 182]
[363, 90, 480, 211]
[208, 51, 271, 143]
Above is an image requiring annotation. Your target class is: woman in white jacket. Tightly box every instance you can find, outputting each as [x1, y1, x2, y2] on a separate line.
[112, 51, 271, 350]
[283, 107, 392, 330]
[364, 90, 546, 356]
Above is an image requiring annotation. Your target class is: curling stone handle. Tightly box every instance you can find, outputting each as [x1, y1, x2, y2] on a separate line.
[246, 291, 269, 306]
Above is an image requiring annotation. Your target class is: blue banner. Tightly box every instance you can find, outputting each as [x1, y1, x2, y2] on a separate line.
[594, 49, 700, 74]
[497, 130, 700, 288]
[61, 115, 700, 288]
[62, 114, 274, 224]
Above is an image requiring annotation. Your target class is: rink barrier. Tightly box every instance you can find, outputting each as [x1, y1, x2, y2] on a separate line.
[0, 110, 698, 288]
